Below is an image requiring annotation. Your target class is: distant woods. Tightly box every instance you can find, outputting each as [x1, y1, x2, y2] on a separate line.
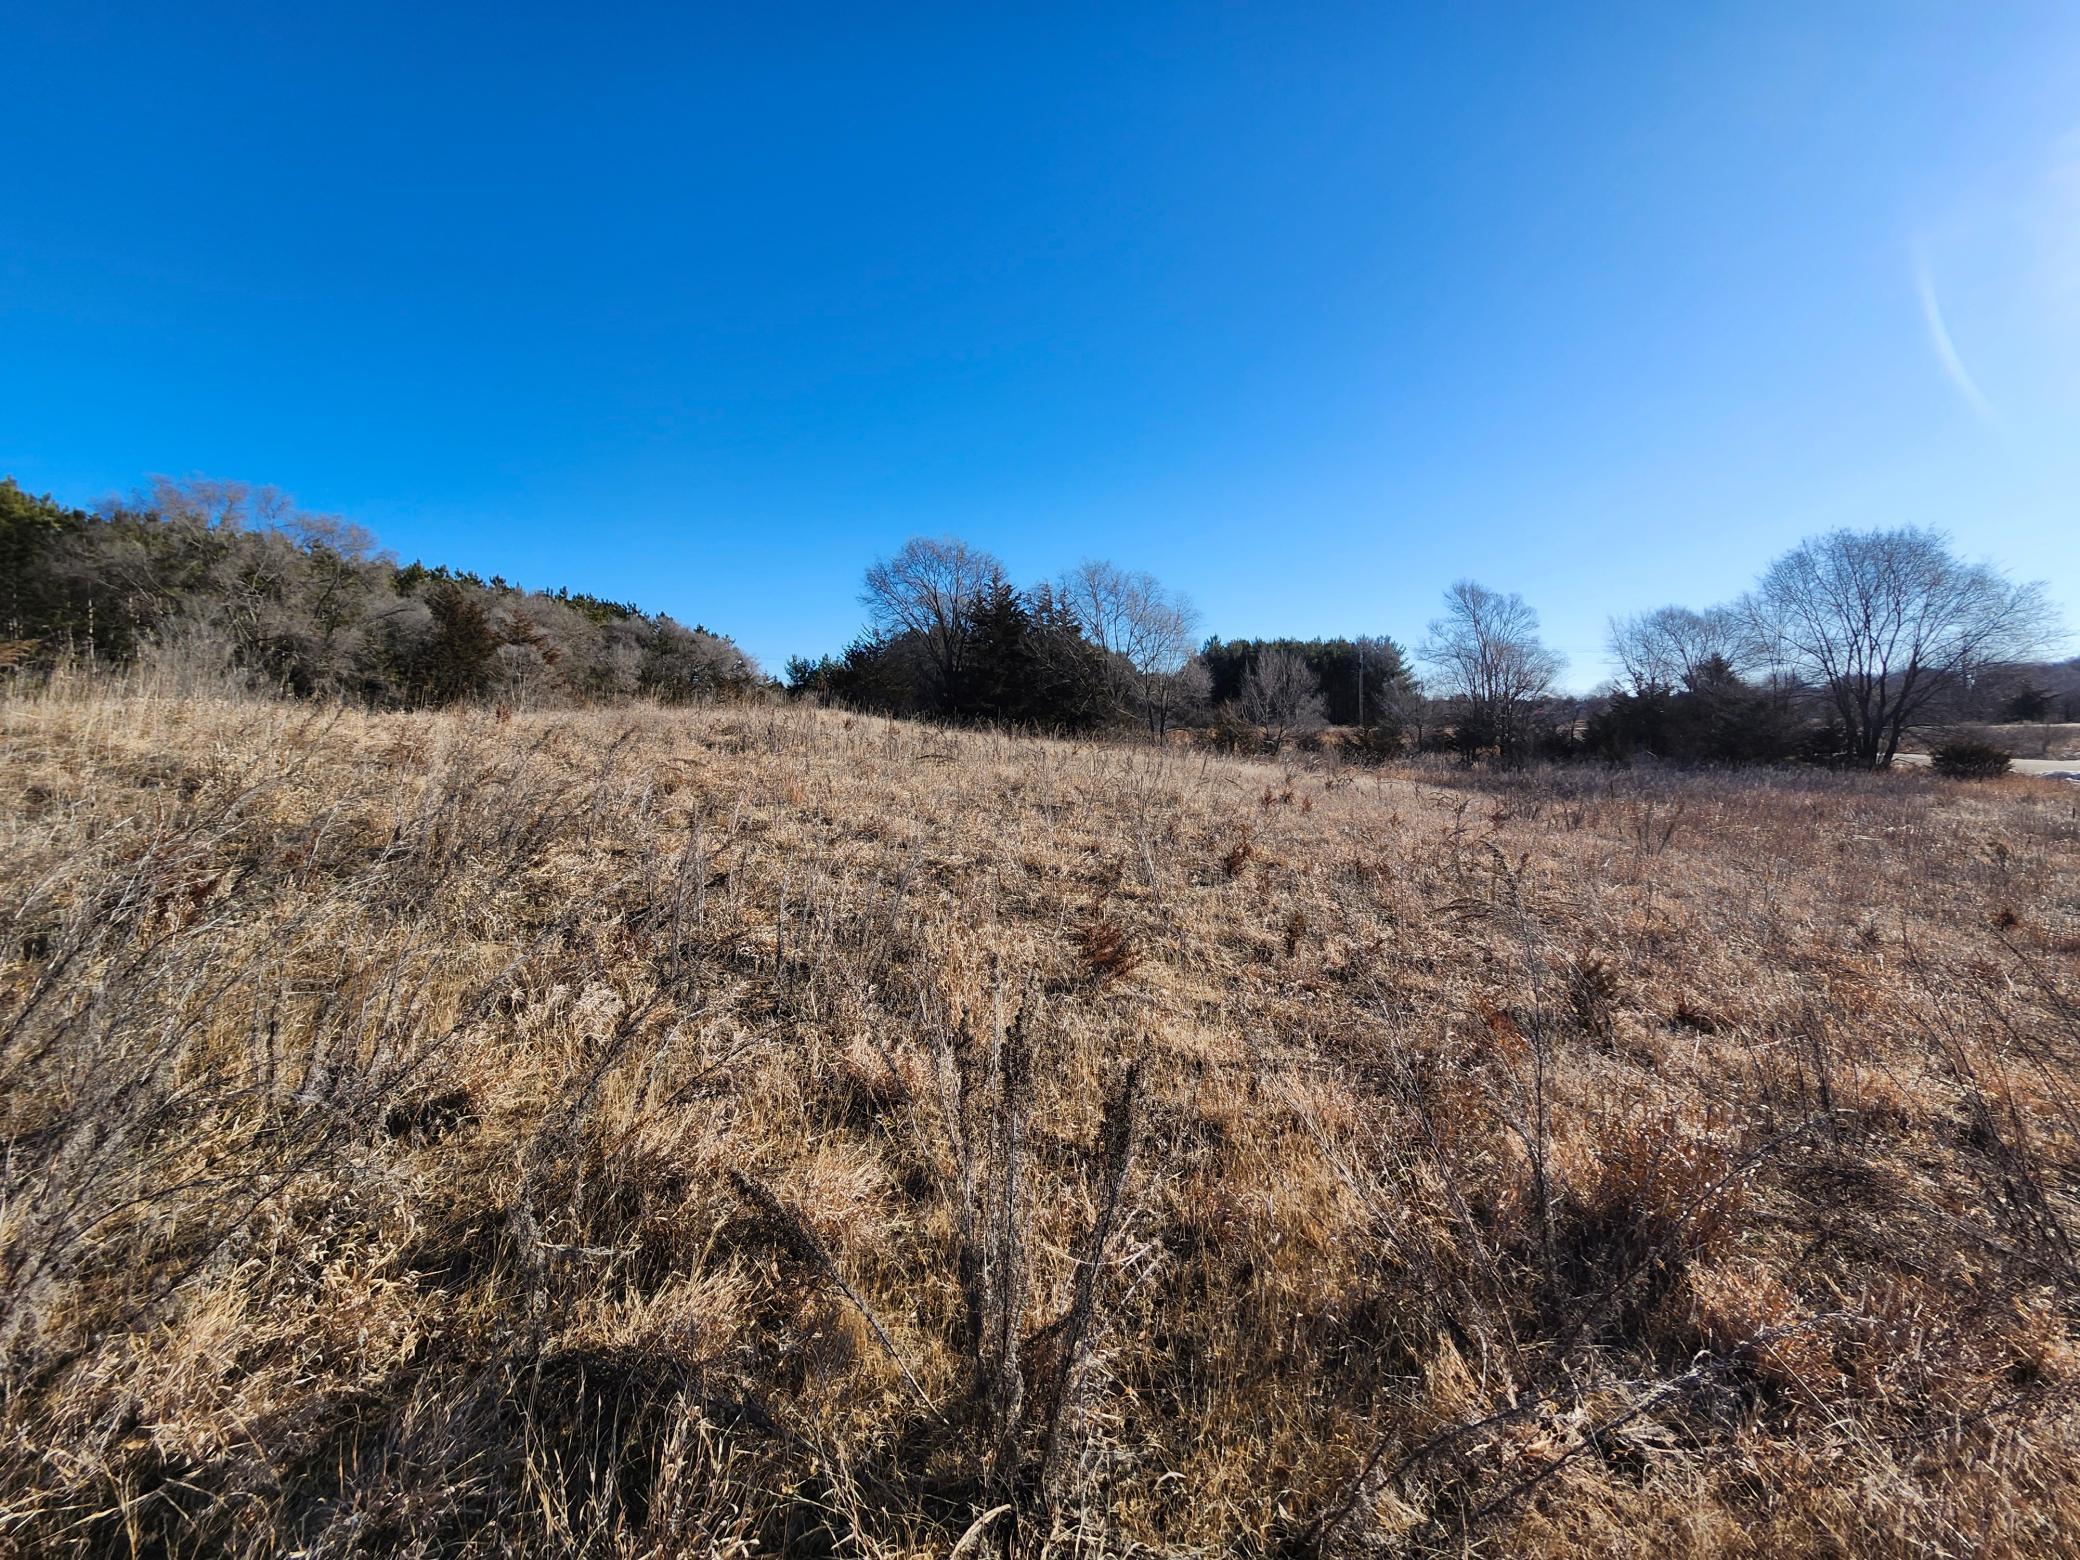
[5, 474, 2069, 766]
[0, 476, 759, 705]
[795, 527, 2068, 768]
[787, 536, 1421, 743]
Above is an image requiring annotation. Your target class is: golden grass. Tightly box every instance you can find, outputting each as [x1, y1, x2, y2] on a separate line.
[2, 684, 2078, 1556]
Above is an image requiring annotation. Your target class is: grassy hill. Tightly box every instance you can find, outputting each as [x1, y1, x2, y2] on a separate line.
[3, 678, 2078, 1556]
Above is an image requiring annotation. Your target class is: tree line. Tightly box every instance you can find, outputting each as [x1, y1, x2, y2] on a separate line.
[6, 473, 2066, 768]
[792, 527, 2066, 769]
[784, 537, 1426, 745]
[1593, 527, 2063, 766]
[1, 476, 760, 705]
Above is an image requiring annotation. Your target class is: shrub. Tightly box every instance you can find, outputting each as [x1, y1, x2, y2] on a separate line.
[1205, 703, 1259, 754]
[1999, 684, 2055, 723]
[1075, 916, 1141, 986]
[1344, 720, 1405, 766]
[1930, 740, 2012, 780]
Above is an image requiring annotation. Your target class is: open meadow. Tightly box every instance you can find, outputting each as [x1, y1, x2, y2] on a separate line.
[4, 683, 2079, 1556]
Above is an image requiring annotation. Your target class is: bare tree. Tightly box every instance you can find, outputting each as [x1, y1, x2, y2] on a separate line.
[1240, 647, 1325, 745]
[1419, 581, 1565, 759]
[1058, 560, 1202, 735]
[862, 536, 1004, 708]
[1350, 633, 1422, 732]
[1145, 654, 1212, 738]
[1606, 604, 1750, 695]
[1742, 526, 2058, 767]
[141, 475, 293, 532]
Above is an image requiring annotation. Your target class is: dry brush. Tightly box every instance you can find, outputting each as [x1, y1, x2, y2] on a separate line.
[2, 681, 2078, 1555]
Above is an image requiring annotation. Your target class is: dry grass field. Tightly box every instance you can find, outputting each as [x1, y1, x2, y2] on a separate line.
[4, 681, 2080, 1557]
[1907, 725, 2080, 764]
[1971, 725, 2080, 762]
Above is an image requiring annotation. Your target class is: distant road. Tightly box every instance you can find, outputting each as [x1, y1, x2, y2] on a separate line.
[1896, 753, 2080, 781]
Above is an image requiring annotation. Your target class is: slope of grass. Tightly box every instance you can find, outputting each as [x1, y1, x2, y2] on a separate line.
[3, 684, 2079, 1556]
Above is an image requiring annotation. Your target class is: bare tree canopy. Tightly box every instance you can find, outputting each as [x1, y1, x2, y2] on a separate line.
[1147, 654, 1212, 736]
[1607, 604, 1750, 695]
[1057, 559, 1202, 734]
[3, 475, 760, 705]
[861, 536, 1004, 702]
[1240, 646, 1325, 741]
[1742, 526, 2058, 767]
[1420, 580, 1565, 756]
[132, 475, 294, 532]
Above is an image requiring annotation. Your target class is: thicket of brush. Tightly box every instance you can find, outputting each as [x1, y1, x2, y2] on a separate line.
[3, 671, 2078, 1556]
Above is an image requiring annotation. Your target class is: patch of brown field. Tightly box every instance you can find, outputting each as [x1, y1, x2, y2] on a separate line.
[2, 685, 2078, 1556]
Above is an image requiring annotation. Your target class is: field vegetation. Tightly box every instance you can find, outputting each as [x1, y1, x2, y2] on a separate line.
[4, 667, 2079, 1556]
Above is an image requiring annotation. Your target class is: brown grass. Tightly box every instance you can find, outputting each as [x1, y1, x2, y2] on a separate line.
[2, 681, 2079, 1556]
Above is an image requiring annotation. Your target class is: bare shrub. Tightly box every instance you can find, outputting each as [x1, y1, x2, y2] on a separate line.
[1074, 917, 1141, 987]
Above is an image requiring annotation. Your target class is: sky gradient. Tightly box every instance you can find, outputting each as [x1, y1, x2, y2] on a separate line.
[5, 2, 2077, 683]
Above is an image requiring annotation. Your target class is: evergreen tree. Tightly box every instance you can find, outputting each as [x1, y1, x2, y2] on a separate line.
[1, 478, 88, 650]
[953, 577, 1040, 723]
[1200, 634, 1415, 727]
[1024, 584, 1113, 731]
[419, 583, 499, 703]
[2000, 683, 2055, 723]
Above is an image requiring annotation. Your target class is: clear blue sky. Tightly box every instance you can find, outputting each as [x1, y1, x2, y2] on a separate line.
[6, 3, 2077, 684]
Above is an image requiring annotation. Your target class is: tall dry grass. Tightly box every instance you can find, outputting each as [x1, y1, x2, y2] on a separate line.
[2, 679, 2078, 1556]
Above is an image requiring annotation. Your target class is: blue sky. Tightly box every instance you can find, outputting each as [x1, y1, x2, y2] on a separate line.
[5, 3, 2077, 684]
